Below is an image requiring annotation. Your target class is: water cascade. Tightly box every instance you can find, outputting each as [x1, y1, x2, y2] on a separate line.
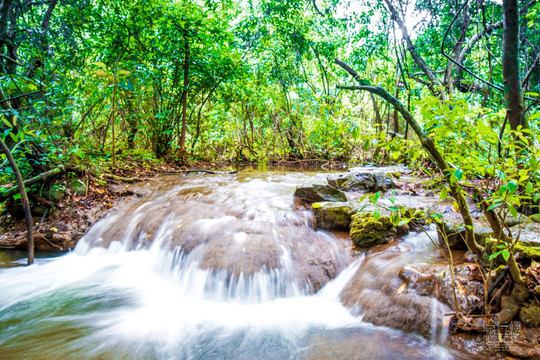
[0, 171, 458, 359]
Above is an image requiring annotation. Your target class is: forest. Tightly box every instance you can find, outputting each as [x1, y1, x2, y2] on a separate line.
[1, 0, 540, 358]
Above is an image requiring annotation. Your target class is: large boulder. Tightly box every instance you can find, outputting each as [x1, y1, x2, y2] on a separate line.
[293, 184, 347, 203]
[349, 212, 397, 248]
[312, 202, 355, 230]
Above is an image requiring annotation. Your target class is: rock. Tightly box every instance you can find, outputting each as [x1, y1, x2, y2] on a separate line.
[326, 174, 350, 189]
[504, 339, 540, 359]
[519, 304, 540, 327]
[67, 178, 87, 195]
[340, 251, 451, 339]
[340, 173, 375, 191]
[436, 222, 491, 250]
[294, 184, 347, 203]
[372, 173, 398, 192]
[312, 202, 355, 230]
[514, 241, 540, 260]
[45, 184, 66, 202]
[327, 172, 397, 193]
[349, 212, 396, 248]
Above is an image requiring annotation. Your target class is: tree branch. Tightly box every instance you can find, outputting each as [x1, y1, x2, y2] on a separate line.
[335, 58, 482, 255]
[384, 0, 444, 95]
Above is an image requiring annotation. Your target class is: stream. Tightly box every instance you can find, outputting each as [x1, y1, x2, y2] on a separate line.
[0, 170, 468, 359]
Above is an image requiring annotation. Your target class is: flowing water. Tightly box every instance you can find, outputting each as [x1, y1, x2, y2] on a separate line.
[0, 170, 459, 359]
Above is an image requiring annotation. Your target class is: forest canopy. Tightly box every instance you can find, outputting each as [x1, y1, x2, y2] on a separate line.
[0, 0, 538, 168]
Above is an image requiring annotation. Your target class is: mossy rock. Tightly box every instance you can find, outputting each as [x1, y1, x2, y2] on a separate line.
[294, 184, 347, 203]
[519, 304, 540, 327]
[530, 214, 540, 223]
[514, 241, 540, 260]
[350, 212, 396, 248]
[326, 175, 350, 189]
[67, 178, 87, 195]
[312, 202, 355, 230]
[45, 185, 66, 202]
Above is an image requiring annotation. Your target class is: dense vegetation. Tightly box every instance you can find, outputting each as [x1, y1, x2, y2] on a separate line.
[1, 0, 540, 326]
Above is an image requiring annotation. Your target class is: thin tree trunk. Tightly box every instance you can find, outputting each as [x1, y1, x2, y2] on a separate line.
[111, 54, 119, 168]
[0, 137, 34, 264]
[502, 0, 527, 132]
[179, 36, 190, 162]
[384, 0, 444, 97]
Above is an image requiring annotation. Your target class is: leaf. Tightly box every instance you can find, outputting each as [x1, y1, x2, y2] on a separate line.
[95, 69, 108, 77]
[390, 213, 400, 226]
[487, 202, 502, 211]
[454, 168, 463, 182]
[94, 62, 107, 68]
[507, 180, 518, 194]
[397, 282, 407, 294]
[50, 227, 58, 233]
[118, 69, 131, 76]
[2, 118, 13, 128]
[439, 187, 448, 200]
[509, 206, 518, 218]
[373, 209, 381, 220]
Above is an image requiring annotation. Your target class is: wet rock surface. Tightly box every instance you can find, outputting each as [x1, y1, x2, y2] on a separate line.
[327, 171, 398, 193]
[294, 184, 347, 203]
[77, 172, 355, 292]
[312, 201, 355, 230]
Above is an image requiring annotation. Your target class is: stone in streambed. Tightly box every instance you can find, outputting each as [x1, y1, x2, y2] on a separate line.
[349, 212, 397, 248]
[294, 184, 347, 203]
[312, 202, 355, 230]
[339, 173, 375, 191]
[327, 172, 398, 193]
[372, 173, 398, 192]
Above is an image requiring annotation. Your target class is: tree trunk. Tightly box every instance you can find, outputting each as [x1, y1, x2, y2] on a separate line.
[384, 0, 444, 97]
[502, 0, 527, 132]
[0, 137, 34, 264]
[179, 36, 190, 162]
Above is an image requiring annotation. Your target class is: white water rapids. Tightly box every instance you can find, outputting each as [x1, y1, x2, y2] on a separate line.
[0, 170, 455, 359]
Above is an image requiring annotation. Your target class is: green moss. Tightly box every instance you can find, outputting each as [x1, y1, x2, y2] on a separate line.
[350, 212, 396, 248]
[514, 242, 540, 260]
[519, 304, 540, 327]
[68, 178, 87, 195]
[313, 202, 354, 230]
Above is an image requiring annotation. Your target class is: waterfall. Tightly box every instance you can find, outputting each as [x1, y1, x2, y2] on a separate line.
[0, 171, 455, 360]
